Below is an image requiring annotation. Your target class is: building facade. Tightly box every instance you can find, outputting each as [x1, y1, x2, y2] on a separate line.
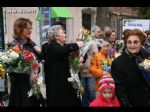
[3, 7, 143, 46]
[3, 7, 40, 46]
[3, 7, 97, 46]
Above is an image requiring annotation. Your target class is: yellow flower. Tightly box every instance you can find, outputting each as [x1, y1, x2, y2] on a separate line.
[80, 87, 84, 94]
[103, 59, 109, 65]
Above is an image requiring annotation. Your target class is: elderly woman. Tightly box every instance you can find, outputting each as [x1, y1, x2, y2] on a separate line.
[79, 25, 103, 106]
[111, 29, 150, 107]
[41, 25, 83, 106]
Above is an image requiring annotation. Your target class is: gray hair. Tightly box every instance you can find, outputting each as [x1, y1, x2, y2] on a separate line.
[46, 25, 63, 42]
[91, 25, 100, 33]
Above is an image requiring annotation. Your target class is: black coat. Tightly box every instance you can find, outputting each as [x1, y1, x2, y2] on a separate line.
[8, 38, 41, 106]
[41, 42, 81, 106]
[111, 48, 150, 107]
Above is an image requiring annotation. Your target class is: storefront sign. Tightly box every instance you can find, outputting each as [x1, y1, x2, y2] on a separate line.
[123, 19, 150, 32]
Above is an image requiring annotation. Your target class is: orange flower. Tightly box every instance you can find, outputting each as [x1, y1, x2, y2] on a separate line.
[12, 45, 20, 53]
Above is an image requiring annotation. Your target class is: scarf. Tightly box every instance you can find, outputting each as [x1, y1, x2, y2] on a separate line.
[125, 48, 150, 86]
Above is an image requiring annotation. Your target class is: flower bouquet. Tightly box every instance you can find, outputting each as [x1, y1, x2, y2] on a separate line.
[139, 59, 150, 72]
[115, 40, 124, 53]
[68, 51, 84, 94]
[0, 45, 36, 74]
[0, 61, 6, 92]
[27, 60, 41, 98]
[79, 27, 93, 42]
[101, 49, 118, 73]
[139, 59, 150, 86]
[0, 61, 6, 78]
[0, 45, 43, 99]
[101, 58, 112, 73]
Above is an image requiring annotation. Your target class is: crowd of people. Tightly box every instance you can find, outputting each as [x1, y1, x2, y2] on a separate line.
[0, 17, 150, 107]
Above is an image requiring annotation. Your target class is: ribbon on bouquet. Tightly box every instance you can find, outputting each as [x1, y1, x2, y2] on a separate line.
[68, 69, 84, 100]
[68, 69, 82, 90]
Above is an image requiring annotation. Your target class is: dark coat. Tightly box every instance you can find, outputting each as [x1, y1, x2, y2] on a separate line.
[111, 48, 150, 107]
[41, 42, 81, 106]
[8, 38, 41, 106]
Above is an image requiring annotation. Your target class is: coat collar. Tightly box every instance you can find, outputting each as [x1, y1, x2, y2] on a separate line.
[121, 49, 141, 73]
[16, 38, 27, 46]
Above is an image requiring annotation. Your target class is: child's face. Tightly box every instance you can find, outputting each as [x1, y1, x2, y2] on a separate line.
[102, 88, 113, 99]
[101, 41, 112, 53]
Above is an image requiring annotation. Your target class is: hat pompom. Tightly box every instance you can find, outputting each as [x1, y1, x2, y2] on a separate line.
[98, 75, 115, 91]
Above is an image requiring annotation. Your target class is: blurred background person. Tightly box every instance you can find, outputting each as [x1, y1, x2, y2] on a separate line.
[144, 30, 150, 53]
[89, 36, 114, 97]
[79, 25, 102, 107]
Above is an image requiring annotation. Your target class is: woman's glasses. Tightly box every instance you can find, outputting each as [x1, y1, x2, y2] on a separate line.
[127, 40, 140, 45]
[25, 27, 33, 30]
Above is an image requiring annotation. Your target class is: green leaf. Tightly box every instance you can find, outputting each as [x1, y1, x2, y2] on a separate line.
[23, 66, 31, 73]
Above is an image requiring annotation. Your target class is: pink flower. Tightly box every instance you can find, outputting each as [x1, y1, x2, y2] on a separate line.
[30, 72, 38, 81]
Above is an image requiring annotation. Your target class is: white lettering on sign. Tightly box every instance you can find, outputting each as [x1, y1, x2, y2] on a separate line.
[128, 22, 143, 27]
[123, 19, 150, 32]
[3, 8, 36, 13]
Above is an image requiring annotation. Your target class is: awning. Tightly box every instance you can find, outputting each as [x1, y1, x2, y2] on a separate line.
[36, 7, 73, 21]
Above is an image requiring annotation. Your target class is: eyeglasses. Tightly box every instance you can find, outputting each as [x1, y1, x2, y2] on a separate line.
[127, 40, 140, 45]
[25, 27, 33, 30]
[57, 33, 67, 38]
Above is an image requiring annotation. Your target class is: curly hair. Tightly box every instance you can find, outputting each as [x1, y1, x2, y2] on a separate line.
[123, 29, 146, 45]
[46, 25, 63, 43]
[13, 18, 32, 39]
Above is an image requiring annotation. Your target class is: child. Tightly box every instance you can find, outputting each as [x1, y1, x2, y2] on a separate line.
[89, 75, 120, 107]
[89, 36, 115, 94]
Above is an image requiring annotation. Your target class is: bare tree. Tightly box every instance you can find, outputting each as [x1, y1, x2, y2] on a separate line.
[96, 7, 111, 28]
[139, 7, 150, 18]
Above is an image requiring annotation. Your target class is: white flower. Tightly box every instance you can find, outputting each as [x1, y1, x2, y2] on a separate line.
[37, 75, 43, 85]
[0, 52, 3, 57]
[27, 89, 33, 97]
[1, 55, 11, 63]
[139, 59, 150, 72]
[114, 52, 121, 58]
[9, 51, 19, 60]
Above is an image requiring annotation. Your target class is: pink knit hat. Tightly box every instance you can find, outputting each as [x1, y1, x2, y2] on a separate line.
[98, 75, 115, 94]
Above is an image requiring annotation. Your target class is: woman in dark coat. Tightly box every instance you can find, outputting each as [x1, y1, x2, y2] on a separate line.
[41, 25, 83, 106]
[111, 29, 150, 107]
[8, 18, 42, 106]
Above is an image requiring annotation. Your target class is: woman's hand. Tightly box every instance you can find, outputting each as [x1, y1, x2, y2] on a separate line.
[76, 41, 84, 48]
[34, 46, 41, 54]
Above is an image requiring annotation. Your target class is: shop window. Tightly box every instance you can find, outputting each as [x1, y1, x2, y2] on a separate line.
[43, 13, 50, 26]
[51, 18, 66, 31]
[82, 13, 91, 31]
